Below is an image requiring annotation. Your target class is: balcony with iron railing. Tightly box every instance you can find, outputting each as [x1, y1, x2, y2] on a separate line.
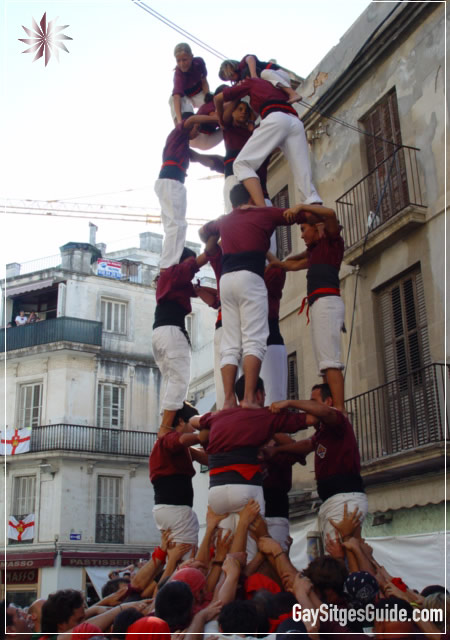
[28, 423, 157, 457]
[2, 317, 103, 352]
[345, 363, 448, 467]
[336, 145, 427, 264]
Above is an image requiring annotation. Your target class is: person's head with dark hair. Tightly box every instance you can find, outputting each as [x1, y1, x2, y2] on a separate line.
[311, 383, 333, 403]
[421, 584, 447, 597]
[41, 589, 85, 633]
[214, 84, 228, 95]
[101, 577, 130, 598]
[230, 183, 252, 209]
[111, 608, 144, 639]
[303, 556, 348, 603]
[232, 101, 253, 127]
[174, 401, 199, 428]
[374, 597, 415, 638]
[179, 247, 197, 263]
[276, 617, 308, 640]
[155, 581, 194, 631]
[218, 600, 260, 635]
[235, 375, 265, 404]
[4, 599, 35, 636]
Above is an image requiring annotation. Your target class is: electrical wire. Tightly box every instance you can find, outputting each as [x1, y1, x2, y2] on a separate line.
[131, 0, 227, 60]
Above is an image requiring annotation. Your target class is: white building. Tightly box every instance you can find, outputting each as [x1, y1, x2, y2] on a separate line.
[1, 231, 217, 606]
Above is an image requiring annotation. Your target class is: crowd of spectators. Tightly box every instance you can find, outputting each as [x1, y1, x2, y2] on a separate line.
[3, 503, 448, 639]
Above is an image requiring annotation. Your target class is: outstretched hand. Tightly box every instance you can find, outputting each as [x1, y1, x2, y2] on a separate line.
[329, 503, 363, 540]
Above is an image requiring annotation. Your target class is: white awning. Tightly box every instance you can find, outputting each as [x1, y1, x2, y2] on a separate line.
[194, 391, 216, 414]
[5, 279, 56, 297]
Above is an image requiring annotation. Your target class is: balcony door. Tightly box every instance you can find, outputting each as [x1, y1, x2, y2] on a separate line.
[361, 88, 409, 224]
[96, 476, 124, 543]
[378, 268, 436, 452]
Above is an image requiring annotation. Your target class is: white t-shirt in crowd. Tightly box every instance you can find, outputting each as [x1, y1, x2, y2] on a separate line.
[15, 315, 28, 325]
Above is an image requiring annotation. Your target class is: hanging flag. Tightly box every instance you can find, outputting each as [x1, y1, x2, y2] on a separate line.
[1, 427, 32, 455]
[8, 514, 35, 541]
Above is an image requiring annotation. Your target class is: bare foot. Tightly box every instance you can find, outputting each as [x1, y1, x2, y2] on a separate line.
[222, 397, 238, 410]
[241, 400, 261, 409]
[287, 91, 302, 104]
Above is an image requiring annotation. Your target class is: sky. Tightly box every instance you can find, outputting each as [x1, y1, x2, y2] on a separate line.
[1, 0, 372, 268]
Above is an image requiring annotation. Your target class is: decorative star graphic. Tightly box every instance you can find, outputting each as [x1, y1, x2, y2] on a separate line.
[19, 12, 72, 66]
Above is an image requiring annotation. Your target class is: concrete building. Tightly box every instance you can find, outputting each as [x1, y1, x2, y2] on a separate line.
[261, 0, 447, 579]
[0, 231, 216, 605]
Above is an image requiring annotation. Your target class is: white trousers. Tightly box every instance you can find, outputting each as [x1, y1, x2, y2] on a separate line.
[190, 129, 223, 151]
[260, 344, 288, 405]
[213, 325, 225, 410]
[154, 178, 187, 269]
[220, 271, 268, 368]
[310, 295, 345, 375]
[153, 504, 199, 546]
[261, 68, 292, 90]
[208, 484, 265, 562]
[318, 492, 368, 545]
[168, 92, 206, 122]
[266, 516, 290, 551]
[152, 326, 190, 411]
[233, 111, 322, 205]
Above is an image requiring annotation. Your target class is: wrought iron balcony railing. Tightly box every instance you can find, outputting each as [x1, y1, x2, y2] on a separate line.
[336, 145, 426, 250]
[96, 514, 124, 544]
[345, 363, 448, 465]
[29, 424, 156, 457]
[3, 317, 102, 352]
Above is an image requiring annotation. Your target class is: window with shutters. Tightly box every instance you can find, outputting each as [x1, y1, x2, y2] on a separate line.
[12, 476, 36, 517]
[101, 298, 127, 334]
[273, 186, 292, 260]
[18, 383, 42, 428]
[360, 88, 409, 224]
[377, 267, 433, 452]
[97, 384, 125, 429]
[96, 476, 124, 543]
[10, 476, 36, 544]
[287, 352, 299, 400]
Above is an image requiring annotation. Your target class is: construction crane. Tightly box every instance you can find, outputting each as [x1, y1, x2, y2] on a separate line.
[1, 197, 210, 226]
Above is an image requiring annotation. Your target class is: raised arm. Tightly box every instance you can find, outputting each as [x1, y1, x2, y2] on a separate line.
[291, 203, 339, 235]
[271, 398, 340, 427]
[245, 55, 258, 78]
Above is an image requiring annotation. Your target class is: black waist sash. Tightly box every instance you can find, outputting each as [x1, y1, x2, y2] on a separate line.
[264, 486, 289, 519]
[267, 317, 284, 346]
[317, 473, 364, 502]
[153, 474, 194, 506]
[260, 100, 297, 120]
[153, 301, 191, 345]
[222, 251, 266, 279]
[307, 263, 340, 304]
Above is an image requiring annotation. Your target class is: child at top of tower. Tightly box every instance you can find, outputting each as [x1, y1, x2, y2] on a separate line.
[169, 43, 210, 124]
[219, 54, 301, 104]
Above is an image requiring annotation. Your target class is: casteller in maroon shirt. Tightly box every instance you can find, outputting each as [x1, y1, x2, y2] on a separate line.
[311, 409, 364, 502]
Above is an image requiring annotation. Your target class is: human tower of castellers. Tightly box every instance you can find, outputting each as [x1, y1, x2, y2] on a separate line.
[6, 45, 446, 640]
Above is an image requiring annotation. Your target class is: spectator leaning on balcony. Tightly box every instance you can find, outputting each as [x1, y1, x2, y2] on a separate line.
[15, 310, 27, 326]
[27, 311, 38, 323]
